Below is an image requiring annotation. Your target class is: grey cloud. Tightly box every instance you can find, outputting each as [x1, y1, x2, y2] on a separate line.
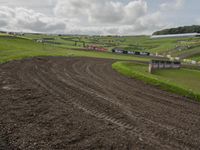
[0, 20, 7, 27]
[0, 0, 183, 35]
[0, 6, 66, 33]
[160, 0, 184, 11]
[88, 1, 125, 24]
[54, 0, 148, 25]
[54, 0, 165, 35]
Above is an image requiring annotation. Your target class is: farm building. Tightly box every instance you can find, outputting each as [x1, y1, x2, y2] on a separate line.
[151, 33, 200, 39]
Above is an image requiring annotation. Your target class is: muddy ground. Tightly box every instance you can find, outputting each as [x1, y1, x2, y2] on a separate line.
[0, 57, 200, 150]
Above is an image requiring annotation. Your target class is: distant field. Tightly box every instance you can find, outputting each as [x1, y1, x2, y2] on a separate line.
[172, 46, 200, 58]
[19, 33, 200, 58]
[112, 61, 200, 101]
[22, 34, 179, 53]
[0, 35, 149, 63]
[1, 33, 200, 63]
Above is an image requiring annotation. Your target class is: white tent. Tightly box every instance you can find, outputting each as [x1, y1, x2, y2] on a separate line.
[151, 33, 200, 39]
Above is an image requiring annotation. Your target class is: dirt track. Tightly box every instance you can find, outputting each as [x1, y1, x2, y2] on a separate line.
[1, 57, 200, 150]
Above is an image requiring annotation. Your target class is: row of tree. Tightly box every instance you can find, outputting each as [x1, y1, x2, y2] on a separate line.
[153, 25, 200, 35]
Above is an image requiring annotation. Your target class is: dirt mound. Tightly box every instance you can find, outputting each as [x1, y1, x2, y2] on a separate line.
[1, 57, 200, 149]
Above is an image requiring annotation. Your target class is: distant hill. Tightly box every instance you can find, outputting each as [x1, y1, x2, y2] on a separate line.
[153, 25, 200, 35]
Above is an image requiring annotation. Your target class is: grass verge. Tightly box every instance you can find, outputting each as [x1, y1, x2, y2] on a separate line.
[112, 61, 200, 101]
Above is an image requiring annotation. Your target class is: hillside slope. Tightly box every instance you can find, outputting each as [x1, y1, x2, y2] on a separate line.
[153, 25, 200, 35]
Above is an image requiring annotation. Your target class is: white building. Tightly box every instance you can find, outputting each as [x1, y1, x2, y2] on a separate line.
[151, 33, 200, 39]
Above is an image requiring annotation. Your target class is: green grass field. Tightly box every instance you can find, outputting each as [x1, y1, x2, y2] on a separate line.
[112, 61, 200, 101]
[154, 69, 200, 93]
[19, 33, 200, 58]
[0, 35, 149, 63]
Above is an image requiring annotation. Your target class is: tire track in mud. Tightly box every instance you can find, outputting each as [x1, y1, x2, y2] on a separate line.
[23, 60, 191, 149]
[17, 60, 164, 148]
[71, 59, 200, 130]
[74, 61, 199, 149]
[86, 60, 200, 125]
[52, 63, 174, 130]
[28, 64, 163, 148]
[51, 66, 193, 149]
[33, 65, 138, 147]
[1, 57, 200, 149]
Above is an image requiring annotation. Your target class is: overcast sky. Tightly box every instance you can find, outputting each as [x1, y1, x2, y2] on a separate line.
[0, 0, 199, 35]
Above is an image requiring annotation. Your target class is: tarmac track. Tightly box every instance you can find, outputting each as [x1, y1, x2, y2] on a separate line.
[0, 57, 200, 150]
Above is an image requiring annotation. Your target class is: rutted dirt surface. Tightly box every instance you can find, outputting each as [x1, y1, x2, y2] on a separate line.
[1, 57, 200, 150]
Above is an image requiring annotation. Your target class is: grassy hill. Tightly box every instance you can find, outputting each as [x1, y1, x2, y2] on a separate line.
[19, 33, 200, 59]
[1, 32, 200, 63]
[0, 35, 149, 63]
[153, 25, 200, 35]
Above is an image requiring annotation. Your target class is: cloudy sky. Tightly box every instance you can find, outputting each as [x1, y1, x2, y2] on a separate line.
[0, 0, 199, 35]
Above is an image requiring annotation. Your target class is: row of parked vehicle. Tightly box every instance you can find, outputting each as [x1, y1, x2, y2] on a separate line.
[112, 48, 150, 56]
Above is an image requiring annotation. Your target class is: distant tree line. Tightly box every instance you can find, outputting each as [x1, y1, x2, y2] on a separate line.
[153, 25, 200, 35]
